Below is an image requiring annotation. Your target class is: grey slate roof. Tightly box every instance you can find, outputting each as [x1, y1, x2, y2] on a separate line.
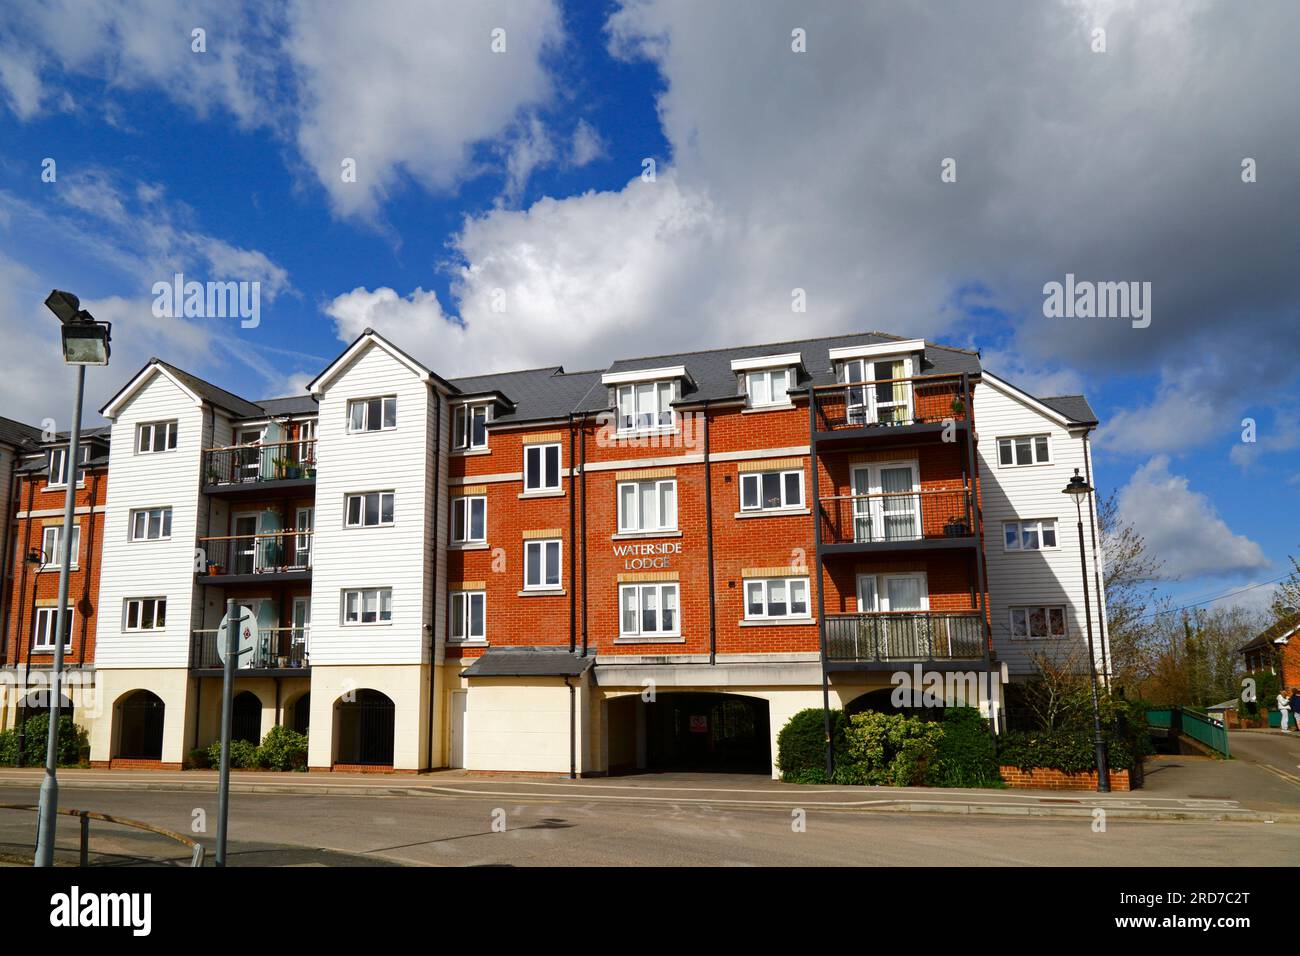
[1038, 395, 1098, 425]
[460, 647, 596, 678]
[255, 395, 319, 417]
[448, 366, 604, 425]
[574, 330, 981, 413]
[152, 360, 266, 419]
[0, 415, 43, 449]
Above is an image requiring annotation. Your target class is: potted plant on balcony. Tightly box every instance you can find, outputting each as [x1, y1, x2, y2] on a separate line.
[206, 561, 223, 576]
[302, 460, 316, 479]
[205, 466, 223, 485]
[950, 395, 965, 418]
[272, 456, 301, 480]
[944, 518, 971, 537]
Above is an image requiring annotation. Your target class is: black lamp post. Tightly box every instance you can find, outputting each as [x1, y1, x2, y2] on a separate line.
[1063, 468, 1110, 793]
[33, 290, 110, 867]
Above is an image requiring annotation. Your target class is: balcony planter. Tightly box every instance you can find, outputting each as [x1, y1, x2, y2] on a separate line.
[943, 520, 971, 537]
[205, 469, 223, 485]
[206, 563, 223, 576]
[276, 655, 289, 669]
[950, 396, 965, 417]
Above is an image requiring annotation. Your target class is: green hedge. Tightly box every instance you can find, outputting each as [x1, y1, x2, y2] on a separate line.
[925, 707, 1000, 787]
[776, 708, 846, 784]
[997, 729, 1139, 772]
[0, 714, 89, 767]
[204, 725, 309, 771]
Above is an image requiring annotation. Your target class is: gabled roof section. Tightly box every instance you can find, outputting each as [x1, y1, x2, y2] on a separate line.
[0, 415, 43, 450]
[574, 330, 981, 413]
[1237, 612, 1300, 654]
[100, 359, 263, 420]
[448, 366, 604, 425]
[307, 328, 455, 396]
[979, 371, 1098, 428]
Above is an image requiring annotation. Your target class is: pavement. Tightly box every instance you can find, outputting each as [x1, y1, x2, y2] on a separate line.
[1, 773, 1297, 867]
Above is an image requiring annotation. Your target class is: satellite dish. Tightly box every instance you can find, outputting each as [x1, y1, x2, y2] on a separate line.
[217, 607, 258, 667]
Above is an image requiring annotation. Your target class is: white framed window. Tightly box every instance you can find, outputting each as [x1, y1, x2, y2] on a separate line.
[345, 491, 395, 527]
[524, 443, 561, 492]
[343, 587, 393, 625]
[47, 446, 90, 487]
[32, 607, 73, 652]
[524, 538, 562, 590]
[997, 434, 1052, 467]
[136, 420, 178, 453]
[451, 496, 486, 543]
[615, 381, 675, 433]
[1003, 518, 1058, 551]
[130, 507, 173, 541]
[617, 479, 677, 533]
[124, 597, 167, 631]
[450, 591, 486, 642]
[739, 469, 804, 511]
[347, 396, 397, 433]
[1010, 605, 1068, 640]
[856, 572, 930, 612]
[745, 368, 792, 408]
[39, 524, 81, 569]
[453, 403, 489, 450]
[619, 582, 679, 637]
[840, 356, 913, 425]
[744, 577, 810, 619]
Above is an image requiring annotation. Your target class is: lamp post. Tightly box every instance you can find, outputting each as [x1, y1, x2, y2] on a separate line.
[34, 290, 110, 868]
[1062, 468, 1110, 793]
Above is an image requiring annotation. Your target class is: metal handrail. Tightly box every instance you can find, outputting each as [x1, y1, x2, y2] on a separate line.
[198, 530, 314, 542]
[201, 438, 315, 455]
[0, 804, 205, 866]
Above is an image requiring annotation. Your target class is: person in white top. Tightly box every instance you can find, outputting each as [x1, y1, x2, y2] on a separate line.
[1278, 691, 1292, 732]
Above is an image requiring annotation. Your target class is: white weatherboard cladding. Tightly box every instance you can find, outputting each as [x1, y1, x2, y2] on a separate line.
[310, 343, 433, 665]
[973, 382, 1108, 677]
[95, 371, 205, 669]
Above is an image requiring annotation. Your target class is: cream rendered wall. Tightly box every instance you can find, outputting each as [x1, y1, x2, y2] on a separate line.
[306, 663, 429, 770]
[91, 667, 194, 765]
[973, 379, 1107, 677]
[464, 677, 586, 774]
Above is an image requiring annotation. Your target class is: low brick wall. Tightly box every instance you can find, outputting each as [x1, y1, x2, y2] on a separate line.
[999, 765, 1138, 792]
[96, 758, 183, 771]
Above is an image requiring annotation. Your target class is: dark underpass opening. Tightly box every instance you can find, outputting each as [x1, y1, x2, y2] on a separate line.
[610, 692, 771, 774]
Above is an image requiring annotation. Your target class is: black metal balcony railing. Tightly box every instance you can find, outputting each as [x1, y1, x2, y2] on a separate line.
[824, 612, 985, 662]
[198, 532, 313, 576]
[819, 487, 974, 546]
[190, 628, 310, 671]
[203, 439, 317, 486]
[812, 373, 969, 432]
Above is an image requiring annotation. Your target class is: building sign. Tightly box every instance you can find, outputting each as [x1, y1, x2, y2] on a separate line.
[689, 715, 708, 733]
[612, 540, 682, 570]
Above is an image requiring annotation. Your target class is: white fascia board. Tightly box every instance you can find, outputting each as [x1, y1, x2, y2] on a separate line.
[729, 353, 804, 372]
[601, 365, 689, 386]
[827, 339, 926, 362]
[979, 371, 1075, 428]
[307, 332, 431, 395]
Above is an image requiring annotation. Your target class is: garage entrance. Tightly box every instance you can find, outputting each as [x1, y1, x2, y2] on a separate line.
[610, 693, 771, 774]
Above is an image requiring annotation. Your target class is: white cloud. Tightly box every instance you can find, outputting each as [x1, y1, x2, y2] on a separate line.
[1116, 455, 1271, 579]
[569, 119, 606, 167]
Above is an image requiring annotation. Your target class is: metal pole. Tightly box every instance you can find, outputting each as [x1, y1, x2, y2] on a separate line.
[215, 598, 237, 866]
[34, 364, 84, 867]
[1076, 500, 1110, 793]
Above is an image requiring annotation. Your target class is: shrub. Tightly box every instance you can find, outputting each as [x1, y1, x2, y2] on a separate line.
[839, 711, 943, 786]
[257, 725, 308, 771]
[185, 748, 211, 770]
[0, 714, 87, 767]
[925, 707, 999, 788]
[997, 728, 1139, 773]
[776, 708, 845, 782]
[206, 738, 259, 770]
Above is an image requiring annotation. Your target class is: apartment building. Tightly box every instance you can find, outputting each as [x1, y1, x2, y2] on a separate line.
[79, 329, 1108, 777]
[1, 424, 110, 735]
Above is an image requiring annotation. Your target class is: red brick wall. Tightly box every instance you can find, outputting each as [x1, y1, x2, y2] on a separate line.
[4, 466, 107, 668]
[999, 765, 1137, 792]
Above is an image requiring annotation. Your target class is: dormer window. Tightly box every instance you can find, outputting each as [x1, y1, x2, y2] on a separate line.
[828, 341, 923, 427]
[47, 446, 91, 488]
[730, 353, 802, 410]
[615, 382, 675, 433]
[453, 403, 490, 450]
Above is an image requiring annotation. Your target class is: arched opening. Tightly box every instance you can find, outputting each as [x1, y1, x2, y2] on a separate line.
[844, 687, 945, 722]
[334, 690, 394, 766]
[232, 691, 262, 744]
[608, 692, 771, 774]
[115, 690, 165, 760]
[290, 692, 311, 736]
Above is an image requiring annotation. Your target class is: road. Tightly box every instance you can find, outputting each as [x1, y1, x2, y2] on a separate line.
[1230, 730, 1300, 788]
[0, 779, 1296, 867]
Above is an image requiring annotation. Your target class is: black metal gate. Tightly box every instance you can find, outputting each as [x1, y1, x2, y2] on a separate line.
[335, 690, 395, 765]
[291, 692, 311, 735]
[116, 692, 165, 760]
[232, 692, 262, 744]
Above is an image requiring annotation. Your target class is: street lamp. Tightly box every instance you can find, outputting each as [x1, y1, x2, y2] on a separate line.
[1063, 468, 1111, 793]
[33, 290, 110, 867]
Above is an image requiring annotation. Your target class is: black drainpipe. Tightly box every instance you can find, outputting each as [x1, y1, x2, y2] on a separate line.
[702, 403, 717, 666]
[568, 413, 576, 654]
[565, 675, 576, 779]
[426, 387, 442, 772]
[580, 412, 589, 657]
[1082, 430, 1109, 685]
[0, 447, 24, 660]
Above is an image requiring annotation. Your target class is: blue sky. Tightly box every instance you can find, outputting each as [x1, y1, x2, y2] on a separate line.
[0, 1, 1296, 617]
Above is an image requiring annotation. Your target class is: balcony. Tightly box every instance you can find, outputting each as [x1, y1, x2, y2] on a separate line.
[202, 440, 317, 496]
[818, 487, 976, 553]
[190, 627, 310, 675]
[811, 373, 970, 446]
[197, 531, 313, 585]
[823, 612, 986, 669]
